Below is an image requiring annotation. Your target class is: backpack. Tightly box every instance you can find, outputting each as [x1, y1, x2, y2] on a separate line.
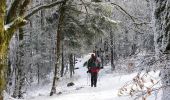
[88, 58, 100, 68]
[88, 59, 95, 68]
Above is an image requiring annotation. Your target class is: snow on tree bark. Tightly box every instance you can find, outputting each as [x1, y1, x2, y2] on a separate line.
[154, 0, 170, 53]
[153, 0, 170, 100]
[12, 29, 26, 99]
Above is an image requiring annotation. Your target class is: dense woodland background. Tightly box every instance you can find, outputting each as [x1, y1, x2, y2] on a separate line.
[0, 0, 169, 100]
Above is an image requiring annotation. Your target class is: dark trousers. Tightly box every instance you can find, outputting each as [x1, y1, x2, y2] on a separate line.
[91, 72, 98, 87]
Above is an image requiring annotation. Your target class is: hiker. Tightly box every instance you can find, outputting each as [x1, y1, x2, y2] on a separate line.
[87, 54, 101, 87]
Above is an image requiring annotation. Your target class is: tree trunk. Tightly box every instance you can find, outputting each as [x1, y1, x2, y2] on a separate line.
[101, 52, 104, 68]
[154, 0, 170, 53]
[0, 1, 27, 99]
[154, 0, 170, 100]
[61, 42, 64, 77]
[73, 54, 76, 69]
[37, 63, 40, 84]
[6, 60, 12, 94]
[69, 53, 74, 78]
[110, 31, 115, 70]
[12, 34, 19, 98]
[50, 0, 68, 96]
[12, 29, 25, 99]
[73, 54, 75, 74]
[0, 0, 6, 99]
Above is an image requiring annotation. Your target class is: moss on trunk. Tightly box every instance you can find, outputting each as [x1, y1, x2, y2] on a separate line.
[0, 1, 26, 99]
[0, 0, 6, 99]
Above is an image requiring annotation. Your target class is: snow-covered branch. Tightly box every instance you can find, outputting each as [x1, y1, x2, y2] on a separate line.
[24, 0, 64, 19]
[5, 17, 27, 34]
[110, 2, 136, 22]
[118, 71, 161, 100]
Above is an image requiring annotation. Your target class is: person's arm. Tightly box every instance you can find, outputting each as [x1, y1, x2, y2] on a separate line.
[87, 59, 91, 73]
[87, 59, 90, 69]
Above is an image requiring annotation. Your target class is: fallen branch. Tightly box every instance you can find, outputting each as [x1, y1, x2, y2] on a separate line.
[118, 71, 162, 100]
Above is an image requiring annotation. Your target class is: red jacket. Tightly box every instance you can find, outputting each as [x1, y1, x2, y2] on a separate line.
[87, 57, 101, 73]
[90, 67, 100, 73]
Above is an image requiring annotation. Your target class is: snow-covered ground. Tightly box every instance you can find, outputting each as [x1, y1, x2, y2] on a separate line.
[7, 54, 162, 100]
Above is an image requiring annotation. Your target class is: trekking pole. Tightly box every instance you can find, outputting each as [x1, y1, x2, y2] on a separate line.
[87, 73, 91, 86]
[89, 73, 91, 86]
[98, 72, 101, 82]
[87, 73, 89, 85]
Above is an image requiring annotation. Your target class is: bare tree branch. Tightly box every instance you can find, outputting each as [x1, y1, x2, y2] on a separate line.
[6, 17, 27, 35]
[24, 0, 64, 19]
[111, 2, 136, 22]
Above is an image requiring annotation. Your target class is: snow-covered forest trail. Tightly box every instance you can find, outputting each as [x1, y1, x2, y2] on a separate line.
[20, 54, 160, 100]
[1, 0, 169, 100]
